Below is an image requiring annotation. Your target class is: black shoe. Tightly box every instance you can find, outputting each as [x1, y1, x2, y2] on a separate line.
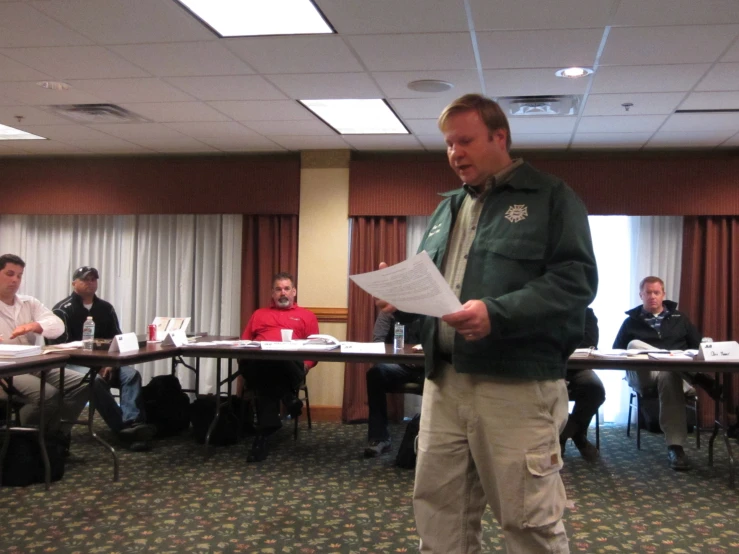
[285, 397, 303, 419]
[129, 441, 152, 452]
[667, 445, 691, 471]
[247, 435, 268, 463]
[119, 421, 157, 442]
[573, 437, 600, 463]
[691, 373, 723, 401]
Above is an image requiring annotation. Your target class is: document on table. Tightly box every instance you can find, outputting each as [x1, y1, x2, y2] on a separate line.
[341, 342, 387, 354]
[349, 251, 462, 318]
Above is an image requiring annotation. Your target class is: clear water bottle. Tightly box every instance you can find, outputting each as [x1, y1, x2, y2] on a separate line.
[393, 322, 405, 351]
[82, 316, 95, 350]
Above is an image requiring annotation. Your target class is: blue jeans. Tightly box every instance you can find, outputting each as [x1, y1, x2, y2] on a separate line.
[366, 363, 424, 441]
[68, 364, 146, 434]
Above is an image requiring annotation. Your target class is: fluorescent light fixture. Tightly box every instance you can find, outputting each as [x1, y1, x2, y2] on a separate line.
[300, 99, 409, 135]
[174, 0, 333, 37]
[0, 123, 45, 140]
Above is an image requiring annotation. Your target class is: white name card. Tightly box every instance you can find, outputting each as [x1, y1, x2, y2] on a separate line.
[697, 341, 739, 362]
[109, 333, 140, 354]
[162, 329, 189, 347]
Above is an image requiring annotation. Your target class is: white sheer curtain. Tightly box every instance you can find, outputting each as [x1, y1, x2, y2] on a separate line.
[630, 216, 684, 305]
[0, 214, 242, 393]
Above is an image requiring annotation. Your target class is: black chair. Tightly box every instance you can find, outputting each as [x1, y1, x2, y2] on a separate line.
[239, 380, 312, 440]
[627, 388, 699, 450]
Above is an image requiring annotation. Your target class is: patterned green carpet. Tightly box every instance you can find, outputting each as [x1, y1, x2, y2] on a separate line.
[1, 421, 738, 553]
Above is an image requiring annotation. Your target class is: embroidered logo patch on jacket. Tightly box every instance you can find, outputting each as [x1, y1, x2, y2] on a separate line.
[504, 204, 528, 223]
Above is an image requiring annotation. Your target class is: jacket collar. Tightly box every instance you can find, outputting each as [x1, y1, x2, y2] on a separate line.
[625, 299, 679, 318]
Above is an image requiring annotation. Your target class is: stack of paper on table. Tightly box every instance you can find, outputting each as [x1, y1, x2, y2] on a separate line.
[0, 344, 43, 358]
[648, 351, 694, 360]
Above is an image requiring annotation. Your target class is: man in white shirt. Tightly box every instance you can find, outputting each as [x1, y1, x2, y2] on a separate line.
[0, 254, 88, 439]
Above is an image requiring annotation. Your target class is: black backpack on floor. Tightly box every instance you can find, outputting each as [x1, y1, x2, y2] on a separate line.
[189, 395, 241, 446]
[141, 375, 191, 437]
[1, 431, 66, 487]
[396, 413, 421, 469]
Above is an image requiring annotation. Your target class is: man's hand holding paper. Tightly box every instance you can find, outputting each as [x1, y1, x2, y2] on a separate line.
[442, 300, 491, 342]
[350, 251, 462, 319]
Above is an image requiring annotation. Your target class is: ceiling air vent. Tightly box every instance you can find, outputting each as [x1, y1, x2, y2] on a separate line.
[495, 95, 582, 117]
[47, 103, 150, 124]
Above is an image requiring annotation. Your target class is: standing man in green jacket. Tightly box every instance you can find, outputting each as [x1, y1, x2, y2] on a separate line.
[382, 94, 597, 553]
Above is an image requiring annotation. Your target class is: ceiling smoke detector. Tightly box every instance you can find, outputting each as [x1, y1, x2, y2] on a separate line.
[47, 104, 150, 124]
[495, 95, 582, 117]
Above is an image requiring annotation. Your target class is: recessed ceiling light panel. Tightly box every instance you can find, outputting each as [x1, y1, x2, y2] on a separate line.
[0, 123, 45, 140]
[174, 0, 334, 37]
[300, 99, 408, 135]
[555, 67, 594, 79]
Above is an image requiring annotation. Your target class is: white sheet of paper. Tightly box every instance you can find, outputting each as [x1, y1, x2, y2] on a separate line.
[341, 342, 387, 354]
[349, 251, 462, 318]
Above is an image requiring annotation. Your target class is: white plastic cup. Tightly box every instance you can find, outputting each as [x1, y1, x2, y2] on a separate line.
[281, 329, 293, 342]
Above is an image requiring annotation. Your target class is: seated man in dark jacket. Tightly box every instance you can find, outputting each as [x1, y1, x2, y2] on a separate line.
[364, 311, 423, 457]
[613, 275, 716, 471]
[560, 307, 605, 462]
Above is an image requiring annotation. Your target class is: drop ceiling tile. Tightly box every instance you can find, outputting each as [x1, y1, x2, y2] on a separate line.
[245, 120, 336, 136]
[613, 0, 739, 26]
[5, 140, 88, 154]
[582, 93, 686, 116]
[645, 130, 734, 148]
[164, 76, 287, 101]
[577, 115, 667, 133]
[346, 34, 476, 71]
[119, 102, 230, 123]
[110, 42, 254, 77]
[316, 0, 469, 34]
[415, 135, 447, 151]
[391, 97, 454, 119]
[268, 135, 351, 151]
[0, 81, 104, 105]
[512, 133, 573, 149]
[0, 3, 93, 47]
[571, 132, 652, 148]
[659, 112, 739, 132]
[0, 106, 73, 126]
[405, 119, 442, 135]
[207, 101, 314, 121]
[695, 63, 739, 91]
[679, 91, 739, 110]
[483, 68, 590, 97]
[343, 134, 425, 151]
[86, 123, 193, 140]
[469, 0, 615, 30]
[165, 121, 259, 139]
[0, 143, 29, 155]
[197, 136, 286, 152]
[372, 70, 481, 99]
[30, 0, 214, 44]
[225, 36, 362, 73]
[723, 38, 739, 62]
[721, 131, 739, 146]
[600, 25, 739, 66]
[19, 124, 119, 141]
[61, 137, 153, 154]
[591, 64, 711, 93]
[1, 46, 151, 80]
[66, 78, 195, 103]
[509, 117, 577, 134]
[0, 53, 51, 82]
[477, 29, 603, 69]
[266, 73, 382, 99]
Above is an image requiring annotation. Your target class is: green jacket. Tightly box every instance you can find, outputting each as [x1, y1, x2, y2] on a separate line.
[417, 162, 598, 381]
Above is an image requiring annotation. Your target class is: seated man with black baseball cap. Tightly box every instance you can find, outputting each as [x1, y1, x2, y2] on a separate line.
[49, 266, 156, 451]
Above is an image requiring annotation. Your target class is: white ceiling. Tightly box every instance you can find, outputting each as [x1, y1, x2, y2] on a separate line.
[0, 0, 738, 156]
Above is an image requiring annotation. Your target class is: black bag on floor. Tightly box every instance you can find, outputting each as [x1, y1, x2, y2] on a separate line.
[190, 395, 240, 446]
[1, 431, 66, 487]
[396, 413, 421, 469]
[141, 374, 191, 437]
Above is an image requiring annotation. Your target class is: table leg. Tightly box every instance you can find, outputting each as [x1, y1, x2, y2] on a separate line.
[85, 367, 119, 482]
[203, 358, 222, 460]
[0, 377, 14, 485]
[38, 370, 51, 489]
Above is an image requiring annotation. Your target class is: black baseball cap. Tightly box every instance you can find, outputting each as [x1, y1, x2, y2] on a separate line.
[72, 266, 99, 280]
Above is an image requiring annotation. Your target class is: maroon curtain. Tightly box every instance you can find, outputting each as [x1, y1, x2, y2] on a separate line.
[342, 216, 406, 422]
[240, 215, 299, 332]
[679, 216, 739, 426]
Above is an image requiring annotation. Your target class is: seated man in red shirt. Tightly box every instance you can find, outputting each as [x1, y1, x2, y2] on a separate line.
[239, 272, 318, 462]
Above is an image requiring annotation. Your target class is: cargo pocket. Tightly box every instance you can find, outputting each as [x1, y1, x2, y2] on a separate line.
[523, 449, 566, 529]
